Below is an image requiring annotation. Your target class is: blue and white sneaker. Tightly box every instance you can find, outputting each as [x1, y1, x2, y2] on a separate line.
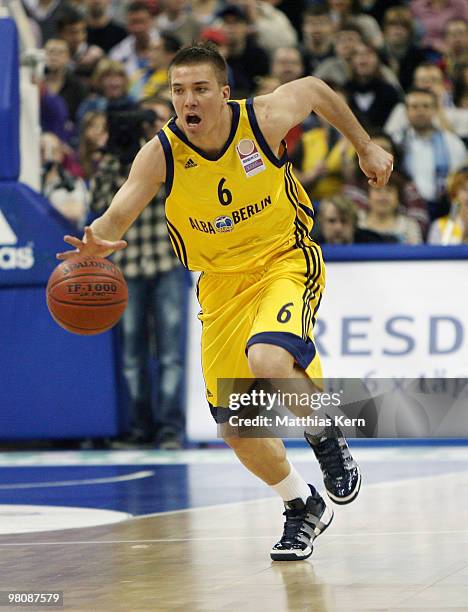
[304, 425, 362, 505]
[270, 485, 334, 561]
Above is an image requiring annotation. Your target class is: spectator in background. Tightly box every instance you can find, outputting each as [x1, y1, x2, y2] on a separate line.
[301, 6, 335, 74]
[155, 0, 201, 47]
[91, 102, 186, 449]
[85, 0, 128, 53]
[190, 0, 222, 27]
[315, 23, 400, 88]
[291, 86, 355, 200]
[411, 0, 468, 53]
[356, 0, 405, 28]
[345, 42, 401, 130]
[218, 4, 269, 97]
[393, 88, 466, 220]
[385, 64, 468, 143]
[273, 0, 308, 39]
[224, 0, 298, 56]
[41, 131, 89, 227]
[318, 195, 398, 244]
[271, 46, 304, 85]
[78, 111, 108, 182]
[56, 5, 104, 85]
[314, 24, 365, 86]
[39, 79, 71, 143]
[129, 33, 182, 101]
[76, 59, 135, 126]
[109, 1, 160, 76]
[342, 131, 431, 236]
[43, 38, 88, 124]
[359, 174, 423, 243]
[454, 65, 468, 110]
[269, 46, 305, 152]
[443, 19, 468, 83]
[22, 0, 67, 43]
[382, 6, 433, 92]
[326, 0, 384, 50]
[428, 168, 468, 244]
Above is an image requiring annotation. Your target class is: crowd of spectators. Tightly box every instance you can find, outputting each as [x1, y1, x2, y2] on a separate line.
[20, 0, 467, 247]
[16, 0, 468, 445]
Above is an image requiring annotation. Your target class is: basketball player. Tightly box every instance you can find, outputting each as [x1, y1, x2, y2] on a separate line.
[57, 43, 393, 561]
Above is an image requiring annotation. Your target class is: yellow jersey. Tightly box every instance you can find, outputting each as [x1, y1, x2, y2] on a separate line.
[158, 98, 315, 272]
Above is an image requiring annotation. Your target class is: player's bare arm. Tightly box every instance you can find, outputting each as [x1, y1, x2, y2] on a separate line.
[254, 76, 393, 187]
[57, 137, 166, 260]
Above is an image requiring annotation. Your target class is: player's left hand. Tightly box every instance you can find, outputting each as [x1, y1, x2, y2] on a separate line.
[357, 141, 394, 187]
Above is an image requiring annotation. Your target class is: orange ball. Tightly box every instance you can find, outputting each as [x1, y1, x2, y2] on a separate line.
[46, 255, 128, 335]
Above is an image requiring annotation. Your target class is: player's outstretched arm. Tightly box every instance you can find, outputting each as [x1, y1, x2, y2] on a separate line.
[255, 76, 393, 187]
[56, 137, 166, 260]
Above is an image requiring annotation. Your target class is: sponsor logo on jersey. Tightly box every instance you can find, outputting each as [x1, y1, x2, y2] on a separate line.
[189, 195, 272, 234]
[184, 158, 198, 169]
[236, 139, 266, 177]
[214, 216, 234, 233]
[0, 210, 34, 270]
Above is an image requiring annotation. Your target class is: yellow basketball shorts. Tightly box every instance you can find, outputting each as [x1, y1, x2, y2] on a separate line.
[196, 243, 326, 413]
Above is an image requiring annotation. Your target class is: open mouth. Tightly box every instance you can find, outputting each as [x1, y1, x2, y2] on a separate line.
[186, 113, 201, 127]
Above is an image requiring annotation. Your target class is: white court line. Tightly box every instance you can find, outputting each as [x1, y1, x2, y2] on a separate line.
[0, 469, 467, 545]
[0, 470, 154, 489]
[0, 446, 467, 466]
[1, 530, 468, 546]
[130, 466, 468, 521]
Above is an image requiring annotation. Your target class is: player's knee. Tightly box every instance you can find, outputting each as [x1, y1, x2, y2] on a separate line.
[247, 343, 295, 378]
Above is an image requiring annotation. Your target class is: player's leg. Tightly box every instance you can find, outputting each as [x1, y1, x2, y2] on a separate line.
[224, 433, 333, 562]
[248, 342, 362, 505]
[199, 270, 331, 560]
[246, 246, 361, 505]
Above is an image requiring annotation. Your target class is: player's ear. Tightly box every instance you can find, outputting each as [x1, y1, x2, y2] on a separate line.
[222, 84, 230, 101]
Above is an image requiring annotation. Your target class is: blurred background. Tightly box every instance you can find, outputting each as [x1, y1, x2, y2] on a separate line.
[0, 0, 467, 451]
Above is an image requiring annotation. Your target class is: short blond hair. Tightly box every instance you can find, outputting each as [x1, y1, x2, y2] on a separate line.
[91, 59, 128, 92]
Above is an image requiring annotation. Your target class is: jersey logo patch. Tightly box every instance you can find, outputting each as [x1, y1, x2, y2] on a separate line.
[184, 158, 198, 169]
[236, 139, 266, 177]
[214, 215, 234, 233]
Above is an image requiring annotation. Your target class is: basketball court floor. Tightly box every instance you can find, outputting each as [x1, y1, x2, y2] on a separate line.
[0, 444, 467, 611]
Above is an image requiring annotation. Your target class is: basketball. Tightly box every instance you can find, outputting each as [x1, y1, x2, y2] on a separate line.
[46, 255, 128, 335]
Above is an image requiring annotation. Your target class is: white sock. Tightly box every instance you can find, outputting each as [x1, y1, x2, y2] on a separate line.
[271, 462, 311, 503]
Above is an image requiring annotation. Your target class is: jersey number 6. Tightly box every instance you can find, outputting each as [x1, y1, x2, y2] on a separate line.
[277, 302, 294, 323]
[218, 178, 233, 206]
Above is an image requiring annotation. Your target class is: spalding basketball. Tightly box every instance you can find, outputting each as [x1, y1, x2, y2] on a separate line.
[46, 255, 128, 335]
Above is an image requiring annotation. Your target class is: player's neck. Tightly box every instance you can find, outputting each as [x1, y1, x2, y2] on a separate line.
[182, 104, 233, 156]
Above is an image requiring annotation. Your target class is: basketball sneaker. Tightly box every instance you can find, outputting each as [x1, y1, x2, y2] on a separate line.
[304, 425, 361, 505]
[270, 485, 334, 561]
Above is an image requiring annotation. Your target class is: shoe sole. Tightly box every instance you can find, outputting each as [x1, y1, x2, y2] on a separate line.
[270, 504, 335, 562]
[326, 468, 362, 505]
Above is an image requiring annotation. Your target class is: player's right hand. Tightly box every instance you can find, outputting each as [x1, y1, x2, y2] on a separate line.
[56, 226, 127, 260]
[357, 141, 394, 188]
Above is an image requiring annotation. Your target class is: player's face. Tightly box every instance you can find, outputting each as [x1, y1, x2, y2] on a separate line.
[171, 64, 230, 137]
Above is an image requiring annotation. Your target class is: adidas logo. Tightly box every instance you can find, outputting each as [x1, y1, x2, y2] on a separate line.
[0, 209, 17, 245]
[0, 208, 34, 270]
[184, 158, 198, 169]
